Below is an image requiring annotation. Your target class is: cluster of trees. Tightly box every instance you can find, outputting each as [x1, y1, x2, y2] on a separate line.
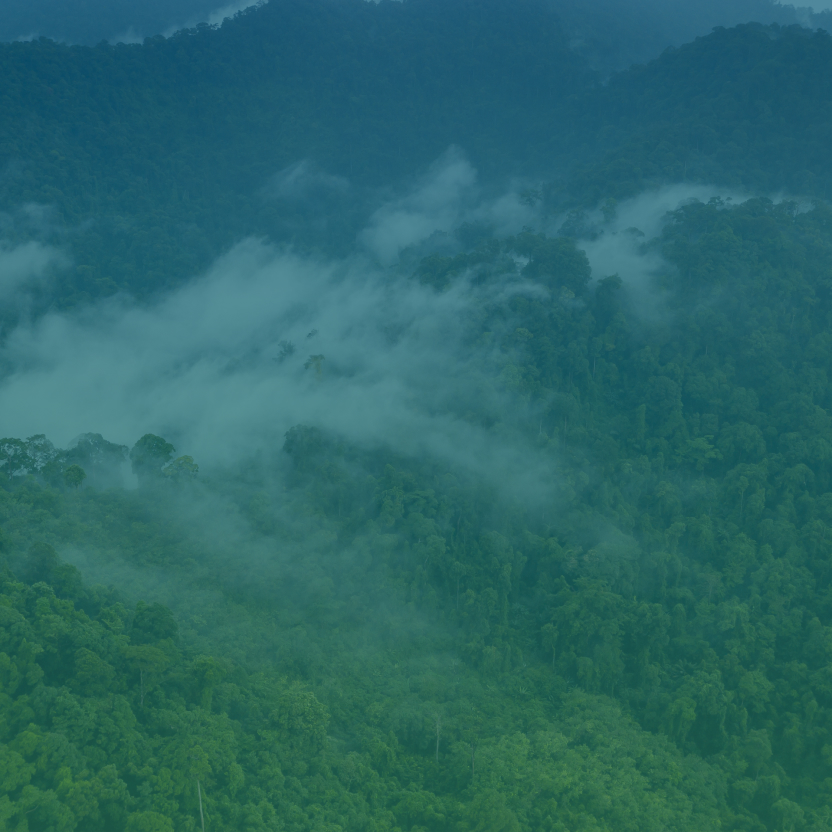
[3, 1, 832, 829]
[565, 24, 832, 207]
[411, 196, 832, 829]
[0, 0, 830, 315]
[0, 432, 196, 490]
[3, 193, 832, 829]
[549, 0, 832, 73]
[0, 0, 224, 45]
[0, 455, 727, 831]
[0, 0, 590, 313]
[271, 194, 832, 829]
[0, 562, 342, 832]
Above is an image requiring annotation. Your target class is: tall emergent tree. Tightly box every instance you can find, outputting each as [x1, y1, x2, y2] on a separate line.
[130, 434, 176, 484]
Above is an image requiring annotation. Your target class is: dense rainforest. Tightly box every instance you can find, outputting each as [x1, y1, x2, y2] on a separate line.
[0, 0, 224, 46]
[3, 0, 830, 66]
[2, 1, 832, 831]
[0, 1, 830, 311]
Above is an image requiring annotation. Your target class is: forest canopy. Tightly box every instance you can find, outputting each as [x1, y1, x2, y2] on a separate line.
[2, 1, 832, 831]
[0, 1, 830, 310]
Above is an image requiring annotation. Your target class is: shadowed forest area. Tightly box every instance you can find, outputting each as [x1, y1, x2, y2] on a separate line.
[2, 1, 832, 831]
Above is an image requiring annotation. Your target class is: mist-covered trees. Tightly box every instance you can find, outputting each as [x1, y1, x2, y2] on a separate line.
[1, 1, 832, 829]
[66, 433, 128, 486]
[0, 432, 194, 492]
[130, 434, 176, 482]
[0, 1, 829, 313]
[63, 463, 86, 489]
[2, 193, 832, 830]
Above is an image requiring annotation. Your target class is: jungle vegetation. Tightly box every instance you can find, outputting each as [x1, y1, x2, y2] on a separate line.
[2, 1, 832, 831]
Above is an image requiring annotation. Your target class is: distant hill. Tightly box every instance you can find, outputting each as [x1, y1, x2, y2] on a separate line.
[4, 5, 832, 832]
[0, 0, 244, 45]
[2, 0, 830, 67]
[551, 0, 832, 71]
[0, 0, 829, 310]
[564, 22, 832, 205]
[0, 0, 591, 305]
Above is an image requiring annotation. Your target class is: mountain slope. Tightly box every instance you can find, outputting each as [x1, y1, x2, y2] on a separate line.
[0, 3, 830, 311]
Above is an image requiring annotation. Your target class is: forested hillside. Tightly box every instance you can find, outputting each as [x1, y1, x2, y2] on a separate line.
[4, 195, 832, 831]
[567, 24, 832, 205]
[0, 0, 231, 45]
[0, 1, 830, 309]
[549, 0, 832, 72]
[2, 1, 832, 831]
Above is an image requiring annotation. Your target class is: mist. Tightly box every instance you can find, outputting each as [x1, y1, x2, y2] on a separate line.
[0, 0, 259, 45]
[576, 184, 747, 311]
[0, 241, 64, 304]
[359, 148, 539, 265]
[0, 159, 767, 492]
[3, 4, 832, 828]
[0, 153, 561, 505]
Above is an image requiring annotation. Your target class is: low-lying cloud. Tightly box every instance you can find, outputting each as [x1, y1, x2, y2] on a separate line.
[0, 240, 64, 304]
[0, 235, 555, 503]
[575, 184, 746, 313]
[265, 160, 350, 204]
[360, 148, 539, 264]
[0, 156, 793, 506]
[109, 0, 261, 44]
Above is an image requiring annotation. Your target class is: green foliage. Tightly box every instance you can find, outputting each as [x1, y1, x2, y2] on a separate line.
[66, 434, 127, 488]
[63, 464, 86, 490]
[0, 3, 829, 311]
[2, 4, 832, 830]
[162, 455, 199, 481]
[0, 0, 594, 308]
[130, 601, 179, 645]
[22, 541, 60, 584]
[130, 435, 176, 483]
[564, 24, 832, 206]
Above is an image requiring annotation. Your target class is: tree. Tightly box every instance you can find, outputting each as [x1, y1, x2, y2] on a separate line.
[677, 436, 722, 473]
[130, 434, 175, 483]
[22, 541, 60, 584]
[283, 425, 329, 472]
[465, 791, 521, 832]
[130, 601, 179, 645]
[0, 438, 29, 478]
[125, 812, 175, 832]
[771, 798, 805, 832]
[509, 232, 592, 295]
[66, 433, 128, 487]
[277, 340, 296, 362]
[71, 647, 116, 697]
[24, 435, 58, 473]
[162, 455, 199, 481]
[541, 623, 558, 670]
[126, 644, 172, 707]
[271, 682, 329, 754]
[64, 464, 86, 490]
[304, 354, 325, 378]
[189, 655, 228, 711]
